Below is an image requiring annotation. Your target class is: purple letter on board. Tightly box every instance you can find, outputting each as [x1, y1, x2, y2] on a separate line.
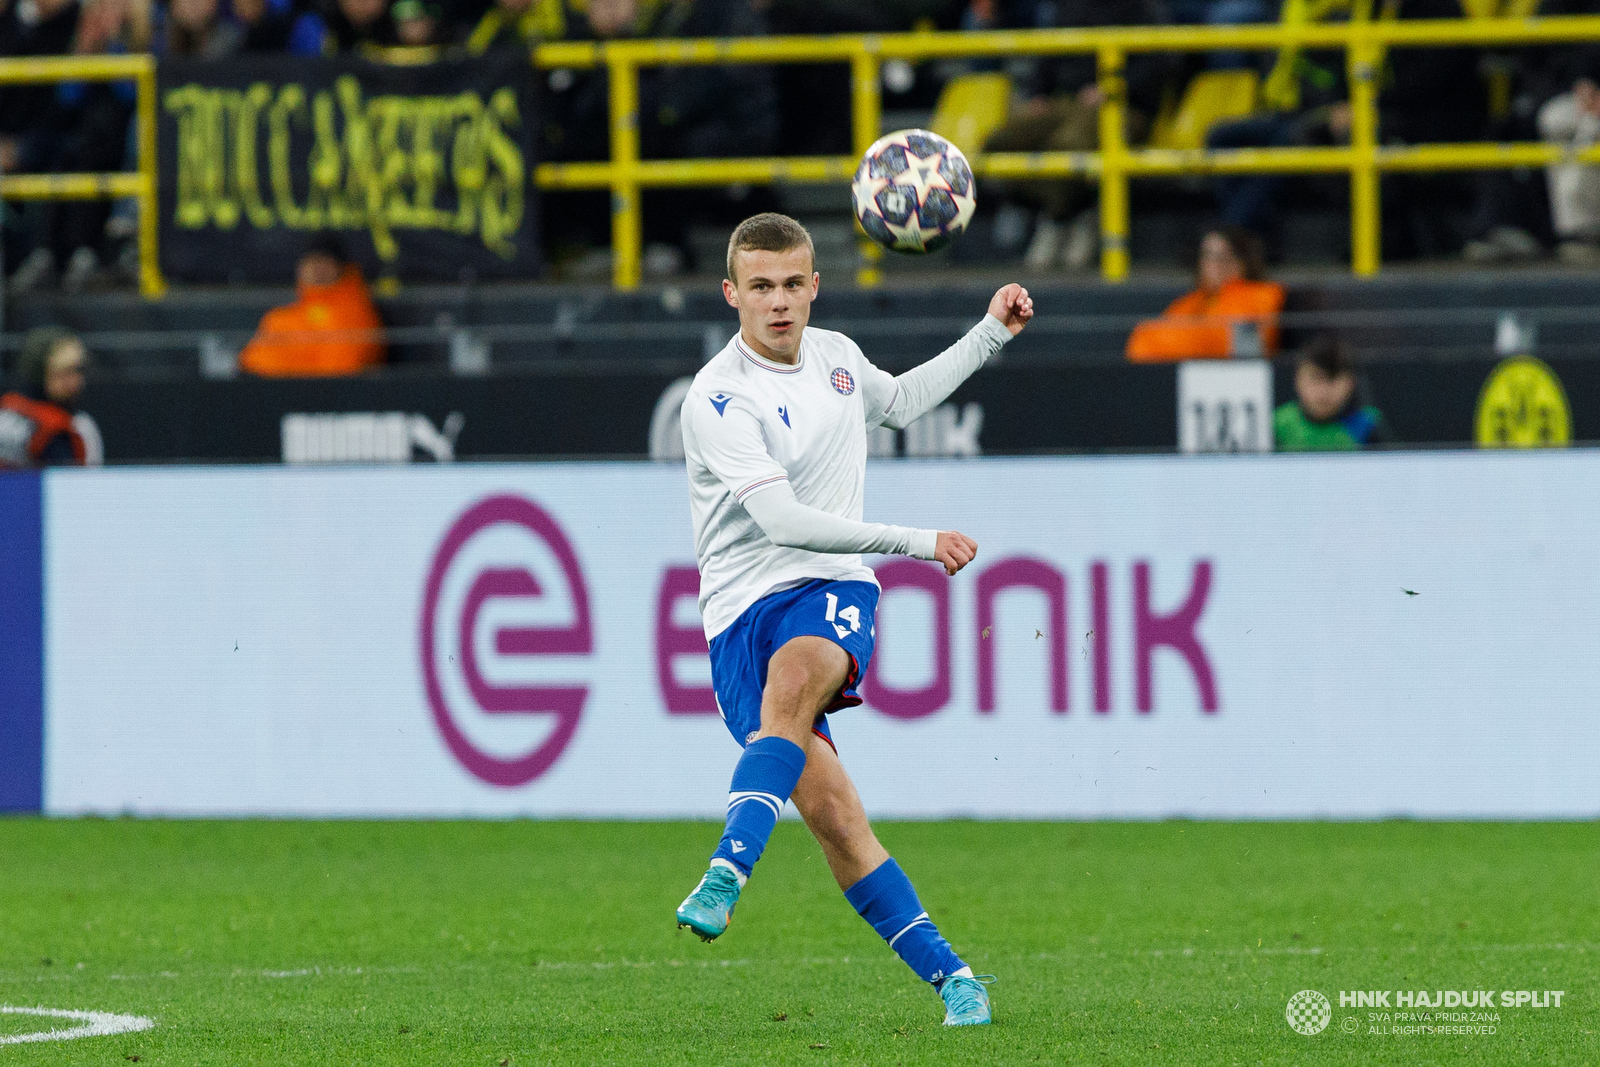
[1091, 560, 1111, 713]
[976, 557, 1068, 713]
[656, 566, 717, 714]
[862, 560, 950, 719]
[1134, 560, 1218, 713]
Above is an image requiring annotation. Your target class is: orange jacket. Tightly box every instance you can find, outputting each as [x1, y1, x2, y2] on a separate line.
[0, 392, 85, 467]
[239, 267, 386, 378]
[1125, 279, 1285, 363]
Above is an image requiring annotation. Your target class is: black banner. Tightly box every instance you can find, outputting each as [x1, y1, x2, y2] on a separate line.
[158, 53, 540, 285]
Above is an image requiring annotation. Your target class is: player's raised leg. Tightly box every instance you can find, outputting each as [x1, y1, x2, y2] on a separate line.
[676, 637, 847, 941]
[790, 741, 994, 1026]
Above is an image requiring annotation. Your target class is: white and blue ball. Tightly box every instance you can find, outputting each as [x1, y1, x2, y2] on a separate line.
[851, 128, 977, 255]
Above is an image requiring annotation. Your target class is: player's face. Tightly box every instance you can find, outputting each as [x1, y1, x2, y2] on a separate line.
[723, 246, 819, 363]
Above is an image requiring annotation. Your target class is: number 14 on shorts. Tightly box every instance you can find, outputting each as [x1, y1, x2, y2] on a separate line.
[824, 592, 861, 639]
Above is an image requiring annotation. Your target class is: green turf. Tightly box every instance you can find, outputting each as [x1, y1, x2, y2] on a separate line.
[0, 820, 1595, 1065]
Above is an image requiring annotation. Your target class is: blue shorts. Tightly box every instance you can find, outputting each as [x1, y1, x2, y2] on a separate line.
[708, 578, 880, 752]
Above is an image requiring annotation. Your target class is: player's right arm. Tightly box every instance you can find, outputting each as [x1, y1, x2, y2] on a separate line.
[686, 389, 974, 572]
[861, 284, 1034, 432]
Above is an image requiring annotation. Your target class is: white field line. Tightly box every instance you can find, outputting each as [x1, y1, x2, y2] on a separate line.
[0, 941, 1590, 991]
[0, 1005, 154, 1045]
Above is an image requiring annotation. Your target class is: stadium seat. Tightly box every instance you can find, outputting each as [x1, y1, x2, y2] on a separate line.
[1149, 70, 1262, 151]
[930, 73, 1012, 158]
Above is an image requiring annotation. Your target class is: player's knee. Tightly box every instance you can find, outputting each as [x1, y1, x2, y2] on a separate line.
[765, 657, 827, 713]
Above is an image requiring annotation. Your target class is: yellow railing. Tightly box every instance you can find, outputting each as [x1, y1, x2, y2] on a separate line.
[0, 54, 164, 297]
[9, 22, 1600, 298]
[532, 16, 1600, 289]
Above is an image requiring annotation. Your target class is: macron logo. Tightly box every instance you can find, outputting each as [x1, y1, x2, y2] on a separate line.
[710, 394, 733, 417]
[778, 406, 790, 427]
[731, 840, 746, 854]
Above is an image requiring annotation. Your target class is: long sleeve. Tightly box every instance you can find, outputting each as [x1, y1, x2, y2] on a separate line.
[875, 314, 1012, 431]
[742, 481, 938, 561]
[1540, 92, 1581, 143]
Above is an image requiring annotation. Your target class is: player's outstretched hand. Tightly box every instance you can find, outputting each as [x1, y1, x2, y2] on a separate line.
[988, 283, 1034, 336]
[934, 531, 978, 576]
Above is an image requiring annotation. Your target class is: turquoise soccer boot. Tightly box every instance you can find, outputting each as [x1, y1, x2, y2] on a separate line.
[675, 862, 743, 942]
[939, 974, 995, 1026]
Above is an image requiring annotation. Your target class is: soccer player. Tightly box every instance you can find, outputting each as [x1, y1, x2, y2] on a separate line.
[675, 213, 1032, 1027]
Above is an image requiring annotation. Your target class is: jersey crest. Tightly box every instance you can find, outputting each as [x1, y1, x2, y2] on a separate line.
[830, 368, 855, 395]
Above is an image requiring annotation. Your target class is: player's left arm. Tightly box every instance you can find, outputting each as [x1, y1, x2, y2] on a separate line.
[865, 284, 1033, 431]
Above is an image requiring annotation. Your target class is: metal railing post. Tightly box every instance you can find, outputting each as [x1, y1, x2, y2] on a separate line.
[136, 57, 166, 298]
[1097, 44, 1131, 283]
[851, 46, 883, 287]
[1348, 34, 1382, 277]
[608, 53, 643, 290]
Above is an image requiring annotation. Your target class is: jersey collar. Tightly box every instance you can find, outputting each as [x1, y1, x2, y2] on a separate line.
[735, 333, 804, 374]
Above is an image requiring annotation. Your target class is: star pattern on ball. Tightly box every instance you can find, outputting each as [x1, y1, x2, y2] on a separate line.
[852, 130, 977, 254]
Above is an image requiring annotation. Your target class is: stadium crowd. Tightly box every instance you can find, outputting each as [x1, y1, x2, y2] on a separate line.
[5, 0, 1600, 285]
[0, 0, 1592, 466]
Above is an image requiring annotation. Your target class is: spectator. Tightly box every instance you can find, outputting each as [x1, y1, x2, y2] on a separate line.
[1275, 335, 1392, 451]
[391, 0, 437, 44]
[0, 326, 96, 467]
[1207, 0, 1482, 258]
[1169, 0, 1274, 70]
[300, 0, 398, 53]
[0, 0, 81, 188]
[1461, 3, 1600, 265]
[638, 0, 779, 274]
[238, 234, 386, 377]
[230, 0, 326, 53]
[462, 0, 563, 51]
[157, 0, 241, 55]
[1538, 59, 1600, 265]
[981, 0, 1173, 271]
[1206, 36, 1351, 249]
[532, 0, 775, 275]
[8, 0, 149, 292]
[1126, 226, 1285, 362]
[530, 0, 649, 265]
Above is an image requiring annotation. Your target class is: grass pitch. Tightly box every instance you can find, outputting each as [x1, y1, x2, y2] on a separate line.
[0, 820, 1595, 1066]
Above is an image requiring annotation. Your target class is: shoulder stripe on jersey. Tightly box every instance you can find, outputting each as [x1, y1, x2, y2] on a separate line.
[734, 474, 788, 502]
[736, 336, 804, 374]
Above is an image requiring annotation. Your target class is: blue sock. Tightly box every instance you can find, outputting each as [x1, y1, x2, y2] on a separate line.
[711, 736, 807, 877]
[844, 858, 967, 986]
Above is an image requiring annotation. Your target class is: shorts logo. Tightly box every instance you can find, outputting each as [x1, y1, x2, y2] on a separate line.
[1286, 990, 1332, 1035]
[830, 368, 855, 395]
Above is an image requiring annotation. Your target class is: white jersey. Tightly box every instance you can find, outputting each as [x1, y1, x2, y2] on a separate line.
[682, 327, 900, 638]
[683, 316, 1014, 639]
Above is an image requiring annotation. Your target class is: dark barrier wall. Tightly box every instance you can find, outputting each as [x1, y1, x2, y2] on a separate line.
[77, 356, 1591, 462]
[159, 53, 540, 284]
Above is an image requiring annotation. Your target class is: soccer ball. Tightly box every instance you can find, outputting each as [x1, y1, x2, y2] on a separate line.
[851, 129, 977, 255]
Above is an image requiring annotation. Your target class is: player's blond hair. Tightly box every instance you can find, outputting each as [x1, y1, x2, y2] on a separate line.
[726, 213, 815, 285]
